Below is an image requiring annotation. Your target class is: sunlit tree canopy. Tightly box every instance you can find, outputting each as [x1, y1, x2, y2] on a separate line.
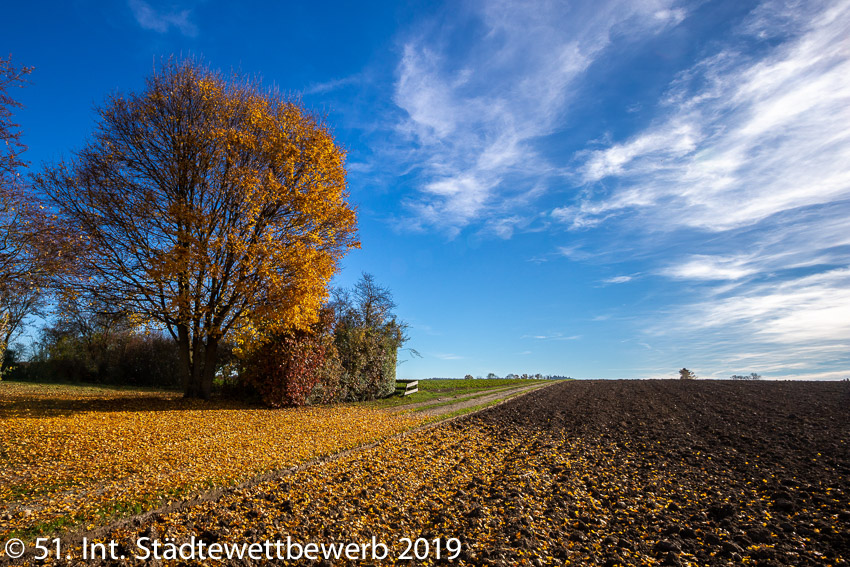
[37, 59, 359, 398]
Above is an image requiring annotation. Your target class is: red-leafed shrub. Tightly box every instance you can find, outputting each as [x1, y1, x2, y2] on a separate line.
[243, 309, 339, 407]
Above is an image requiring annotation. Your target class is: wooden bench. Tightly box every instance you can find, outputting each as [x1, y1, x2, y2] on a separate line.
[395, 379, 419, 396]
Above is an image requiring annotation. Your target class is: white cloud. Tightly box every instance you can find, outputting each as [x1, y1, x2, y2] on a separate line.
[653, 8, 687, 26]
[582, 122, 699, 183]
[128, 0, 197, 37]
[303, 75, 361, 96]
[480, 215, 528, 239]
[393, 0, 684, 234]
[556, 244, 594, 261]
[603, 275, 634, 284]
[661, 254, 758, 281]
[568, 0, 850, 232]
[522, 333, 582, 341]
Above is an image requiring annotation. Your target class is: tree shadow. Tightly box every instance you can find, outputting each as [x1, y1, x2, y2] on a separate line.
[0, 390, 266, 419]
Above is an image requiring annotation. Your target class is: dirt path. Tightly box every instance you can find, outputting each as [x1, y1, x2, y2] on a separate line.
[396, 381, 556, 418]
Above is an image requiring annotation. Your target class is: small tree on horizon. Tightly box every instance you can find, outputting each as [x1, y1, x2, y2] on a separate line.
[679, 368, 697, 380]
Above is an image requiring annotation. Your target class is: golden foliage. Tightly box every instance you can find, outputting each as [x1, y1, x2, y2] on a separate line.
[0, 382, 420, 540]
[36, 59, 359, 398]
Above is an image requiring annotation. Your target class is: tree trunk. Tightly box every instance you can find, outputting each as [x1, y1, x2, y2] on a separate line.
[178, 330, 219, 400]
[178, 326, 208, 399]
[200, 336, 219, 400]
[189, 335, 203, 396]
[177, 325, 196, 398]
[0, 312, 8, 377]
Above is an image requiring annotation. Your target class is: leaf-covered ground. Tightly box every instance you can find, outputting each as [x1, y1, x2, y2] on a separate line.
[4, 380, 849, 566]
[0, 382, 422, 540]
[17, 379, 846, 567]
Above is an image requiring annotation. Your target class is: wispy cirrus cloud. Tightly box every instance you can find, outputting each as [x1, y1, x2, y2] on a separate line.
[522, 333, 582, 341]
[128, 0, 198, 37]
[661, 254, 758, 281]
[642, 268, 850, 379]
[392, 0, 685, 236]
[634, 202, 850, 378]
[679, 269, 850, 345]
[433, 352, 464, 360]
[303, 75, 362, 96]
[602, 275, 634, 284]
[653, 202, 850, 284]
[559, 0, 850, 232]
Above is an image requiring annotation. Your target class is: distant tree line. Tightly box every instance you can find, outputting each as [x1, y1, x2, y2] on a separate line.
[459, 373, 571, 380]
[731, 373, 762, 380]
[678, 369, 764, 380]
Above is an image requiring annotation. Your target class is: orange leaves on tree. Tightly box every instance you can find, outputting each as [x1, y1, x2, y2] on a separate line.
[35, 58, 359, 399]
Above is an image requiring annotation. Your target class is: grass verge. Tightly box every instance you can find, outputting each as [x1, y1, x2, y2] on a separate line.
[361, 378, 551, 409]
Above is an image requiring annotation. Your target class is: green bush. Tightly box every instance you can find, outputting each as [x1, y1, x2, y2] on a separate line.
[333, 322, 401, 401]
[330, 273, 406, 401]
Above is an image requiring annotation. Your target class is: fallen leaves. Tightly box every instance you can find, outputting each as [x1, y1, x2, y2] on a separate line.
[0, 382, 421, 540]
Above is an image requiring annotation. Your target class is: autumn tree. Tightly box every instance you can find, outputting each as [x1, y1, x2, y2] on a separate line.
[37, 59, 358, 399]
[0, 56, 31, 198]
[1, 56, 53, 369]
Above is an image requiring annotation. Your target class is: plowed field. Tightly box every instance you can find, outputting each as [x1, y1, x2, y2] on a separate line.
[8, 380, 849, 566]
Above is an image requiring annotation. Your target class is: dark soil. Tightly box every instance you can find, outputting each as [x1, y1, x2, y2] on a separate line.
[478, 379, 850, 565]
[15, 380, 849, 566]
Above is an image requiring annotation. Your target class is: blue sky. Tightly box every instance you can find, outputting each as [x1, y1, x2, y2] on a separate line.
[5, 0, 849, 380]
